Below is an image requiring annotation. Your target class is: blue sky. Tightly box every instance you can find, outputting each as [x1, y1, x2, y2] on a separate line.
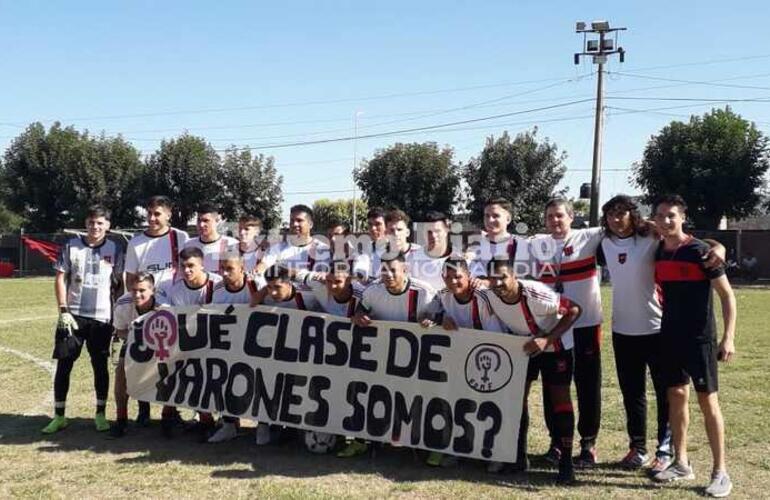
[1, 0, 768, 220]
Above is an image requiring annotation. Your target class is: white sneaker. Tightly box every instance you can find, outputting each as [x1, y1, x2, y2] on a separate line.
[705, 471, 732, 498]
[208, 423, 237, 443]
[255, 423, 272, 445]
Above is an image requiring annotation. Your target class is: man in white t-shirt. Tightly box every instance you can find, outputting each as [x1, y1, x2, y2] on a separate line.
[352, 207, 389, 283]
[237, 214, 268, 275]
[409, 211, 454, 291]
[260, 204, 331, 278]
[302, 261, 364, 318]
[467, 198, 529, 282]
[184, 203, 239, 275]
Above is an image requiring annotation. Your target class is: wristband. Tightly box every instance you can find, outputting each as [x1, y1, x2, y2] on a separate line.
[59, 306, 68, 313]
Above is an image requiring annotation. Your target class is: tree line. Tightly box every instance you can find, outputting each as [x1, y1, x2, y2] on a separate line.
[0, 107, 767, 233]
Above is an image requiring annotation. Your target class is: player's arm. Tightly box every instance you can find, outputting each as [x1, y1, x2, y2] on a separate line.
[54, 270, 68, 312]
[523, 299, 581, 356]
[419, 295, 441, 328]
[711, 274, 737, 362]
[702, 238, 727, 269]
[353, 301, 372, 327]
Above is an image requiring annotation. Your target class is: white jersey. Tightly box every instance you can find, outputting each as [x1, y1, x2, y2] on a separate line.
[530, 228, 603, 328]
[352, 242, 423, 283]
[125, 228, 189, 288]
[262, 237, 331, 275]
[426, 289, 506, 332]
[482, 279, 573, 351]
[468, 234, 530, 278]
[157, 273, 222, 306]
[598, 235, 662, 336]
[211, 276, 258, 305]
[113, 293, 157, 331]
[407, 246, 450, 291]
[359, 278, 436, 323]
[184, 235, 239, 274]
[238, 245, 265, 275]
[304, 277, 365, 318]
[263, 286, 321, 311]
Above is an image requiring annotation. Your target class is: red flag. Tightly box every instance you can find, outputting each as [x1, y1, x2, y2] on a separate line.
[21, 236, 61, 263]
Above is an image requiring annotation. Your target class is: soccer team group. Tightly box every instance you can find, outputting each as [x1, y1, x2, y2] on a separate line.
[41, 192, 737, 496]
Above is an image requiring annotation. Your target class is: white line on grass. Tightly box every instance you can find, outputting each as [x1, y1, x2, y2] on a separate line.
[0, 315, 57, 325]
[0, 345, 55, 416]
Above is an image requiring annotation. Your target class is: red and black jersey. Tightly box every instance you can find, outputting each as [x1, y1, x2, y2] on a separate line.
[654, 237, 725, 343]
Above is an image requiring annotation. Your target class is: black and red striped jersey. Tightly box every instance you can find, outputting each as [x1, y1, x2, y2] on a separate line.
[211, 275, 258, 305]
[467, 234, 529, 278]
[305, 278, 365, 318]
[358, 278, 436, 323]
[655, 236, 725, 342]
[125, 227, 189, 288]
[263, 286, 322, 312]
[426, 289, 505, 332]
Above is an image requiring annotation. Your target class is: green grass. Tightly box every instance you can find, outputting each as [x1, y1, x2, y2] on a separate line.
[0, 278, 767, 499]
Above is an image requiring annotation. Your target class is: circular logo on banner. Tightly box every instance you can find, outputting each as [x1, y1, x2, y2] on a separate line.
[142, 310, 179, 361]
[465, 343, 513, 393]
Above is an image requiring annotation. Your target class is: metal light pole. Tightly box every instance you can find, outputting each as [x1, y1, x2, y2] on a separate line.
[574, 20, 626, 226]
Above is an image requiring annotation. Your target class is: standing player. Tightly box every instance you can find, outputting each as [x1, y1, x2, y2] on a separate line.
[302, 261, 364, 318]
[650, 195, 736, 498]
[410, 211, 454, 291]
[483, 258, 581, 484]
[43, 206, 124, 434]
[156, 246, 222, 440]
[352, 207, 389, 282]
[109, 272, 157, 438]
[207, 254, 258, 443]
[467, 199, 529, 282]
[184, 203, 238, 274]
[237, 215, 267, 275]
[348, 252, 436, 457]
[260, 204, 330, 277]
[530, 197, 604, 467]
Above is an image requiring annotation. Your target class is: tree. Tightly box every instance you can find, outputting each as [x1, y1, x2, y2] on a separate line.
[571, 198, 590, 218]
[355, 142, 460, 219]
[0, 122, 144, 231]
[633, 107, 770, 229]
[143, 134, 222, 228]
[311, 198, 368, 233]
[219, 148, 283, 229]
[464, 129, 566, 232]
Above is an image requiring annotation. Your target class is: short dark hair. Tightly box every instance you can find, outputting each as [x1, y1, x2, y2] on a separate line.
[484, 198, 512, 213]
[264, 265, 290, 282]
[385, 209, 410, 227]
[146, 195, 172, 211]
[238, 215, 262, 228]
[133, 271, 155, 287]
[290, 204, 314, 221]
[601, 194, 650, 237]
[197, 202, 220, 216]
[85, 205, 111, 221]
[653, 194, 687, 214]
[545, 197, 573, 216]
[179, 246, 204, 261]
[423, 211, 449, 225]
[367, 207, 386, 220]
[381, 251, 407, 264]
[327, 219, 348, 233]
[486, 257, 515, 277]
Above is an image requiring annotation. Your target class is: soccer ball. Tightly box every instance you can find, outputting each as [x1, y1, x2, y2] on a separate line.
[303, 431, 340, 454]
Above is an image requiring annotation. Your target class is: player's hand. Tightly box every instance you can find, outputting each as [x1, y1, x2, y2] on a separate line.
[57, 312, 78, 334]
[353, 313, 371, 327]
[718, 338, 735, 362]
[703, 246, 726, 269]
[470, 277, 490, 290]
[442, 317, 458, 331]
[310, 272, 326, 283]
[420, 318, 435, 328]
[523, 337, 548, 356]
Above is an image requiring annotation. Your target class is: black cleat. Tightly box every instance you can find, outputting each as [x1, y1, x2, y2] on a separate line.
[107, 422, 127, 439]
[161, 418, 174, 439]
[556, 460, 576, 485]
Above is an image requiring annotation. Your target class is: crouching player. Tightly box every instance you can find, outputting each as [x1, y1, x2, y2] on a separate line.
[483, 258, 581, 484]
[424, 258, 506, 470]
[109, 272, 158, 438]
[207, 254, 258, 443]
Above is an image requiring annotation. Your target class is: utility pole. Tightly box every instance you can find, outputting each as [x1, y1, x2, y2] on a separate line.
[574, 20, 626, 226]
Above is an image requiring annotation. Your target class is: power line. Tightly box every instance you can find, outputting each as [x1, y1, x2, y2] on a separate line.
[609, 71, 770, 91]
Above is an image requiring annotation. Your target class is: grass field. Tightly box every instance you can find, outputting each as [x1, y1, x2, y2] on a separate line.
[0, 278, 768, 499]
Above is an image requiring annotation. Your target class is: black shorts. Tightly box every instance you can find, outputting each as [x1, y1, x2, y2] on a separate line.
[52, 315, 113, 360]
[662, 340, 718, 393]
[526, 349, 573, 386]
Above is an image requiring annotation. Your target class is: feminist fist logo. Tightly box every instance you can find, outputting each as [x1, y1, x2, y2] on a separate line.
[142, 310, 178, 361]
[465, 343, 513, 393]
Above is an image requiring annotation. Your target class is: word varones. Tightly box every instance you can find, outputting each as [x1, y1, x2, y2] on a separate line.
[130, 310, 450, 382]
[151, 357, 504, 458]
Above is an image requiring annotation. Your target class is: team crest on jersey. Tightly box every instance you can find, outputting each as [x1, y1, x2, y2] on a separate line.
[618, 253, 627, 264]
[142, 310, 178, 361]
[563, 246, 574, 256]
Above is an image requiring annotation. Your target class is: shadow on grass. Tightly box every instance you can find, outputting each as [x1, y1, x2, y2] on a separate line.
[0, 412, 698, 494]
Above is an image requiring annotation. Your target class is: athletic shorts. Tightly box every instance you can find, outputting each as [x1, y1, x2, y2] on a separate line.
[661, 340, 718, 393]
[52, 315, 112, 360]
[526, 349, 573, 386]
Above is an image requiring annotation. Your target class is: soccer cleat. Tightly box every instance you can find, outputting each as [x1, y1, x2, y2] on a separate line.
[108, 421, 127, 439]
[653, 460, 695, 482]
[440, 455, 459, 468]
[511, 454, 530, 473]
[41, 416, 69, 434]
[556, 460, 576, 485]
[255, 423, 272, 446]
[135, 409, 151, 427]
[425, 451, 444, 467]
[544, 445, 562, 466]
[620, 448, 649, 469]
[195, 422, 215, 443]
[94, 413, 110, 432]
[486, 461, 505, 473]
[574, 446, 598, 469]
[208, 422, 238, 443]
[649, 454, 673, 476]
[705, 471, 733, 498]
[336, 440, 369, 458]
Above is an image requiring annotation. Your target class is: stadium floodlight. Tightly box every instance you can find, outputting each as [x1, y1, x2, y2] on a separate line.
[587, 39, 599, 52]
[576, 21, 587, 32]
[591, 20, 610, 31]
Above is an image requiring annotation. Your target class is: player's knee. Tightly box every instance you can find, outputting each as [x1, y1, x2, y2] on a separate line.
[668, 385, 688, 404]
[696, 391, 721, 416]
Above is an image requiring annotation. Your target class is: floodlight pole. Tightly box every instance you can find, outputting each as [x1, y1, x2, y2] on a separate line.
[574, 22, 626, 226]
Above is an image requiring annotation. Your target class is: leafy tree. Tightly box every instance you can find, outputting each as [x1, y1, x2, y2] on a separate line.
[633, 107, 770, 229]
[464, 129, 566, 232]
[219, 148, 283, 229]
[571, 198, 590, 218]
[143, 134, 222, 228]
[355, 142, 460, 219]
[0, 203, 25, 233]
[311, 198, 368, 233]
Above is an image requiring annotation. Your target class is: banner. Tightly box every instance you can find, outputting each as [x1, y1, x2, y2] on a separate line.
[125, 304, 529, 462]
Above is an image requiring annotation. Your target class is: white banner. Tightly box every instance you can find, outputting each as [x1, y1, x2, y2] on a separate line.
[125, 304, 529, 462]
